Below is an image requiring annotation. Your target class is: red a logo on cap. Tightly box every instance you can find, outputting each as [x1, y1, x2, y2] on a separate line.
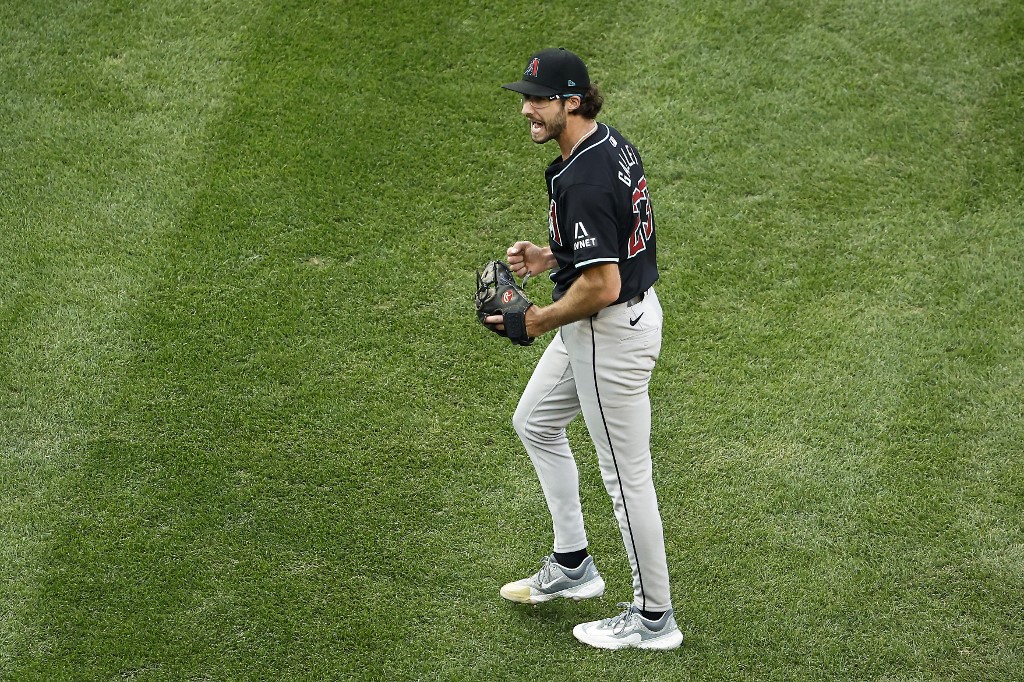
[525, 58, 540, 77]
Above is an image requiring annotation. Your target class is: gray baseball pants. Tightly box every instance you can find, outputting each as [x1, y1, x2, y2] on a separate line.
[512, 287, 672, 612]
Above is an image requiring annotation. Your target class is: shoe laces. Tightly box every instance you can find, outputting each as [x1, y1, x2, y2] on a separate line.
[530, 555, 559, 587]
[605, 603, 641, 634]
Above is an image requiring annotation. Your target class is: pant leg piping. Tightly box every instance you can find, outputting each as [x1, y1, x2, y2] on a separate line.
[588, 317, 647, 611]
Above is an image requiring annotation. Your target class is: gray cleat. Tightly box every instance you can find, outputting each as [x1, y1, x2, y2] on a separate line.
[500, 554, 605, 605]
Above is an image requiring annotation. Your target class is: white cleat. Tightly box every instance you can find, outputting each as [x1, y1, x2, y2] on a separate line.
[573, 603, 684, 650]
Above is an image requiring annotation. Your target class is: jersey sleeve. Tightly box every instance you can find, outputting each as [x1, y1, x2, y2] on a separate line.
[560, 183, 620, 269]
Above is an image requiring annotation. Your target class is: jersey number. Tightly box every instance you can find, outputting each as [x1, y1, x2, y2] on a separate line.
[628, 175, 654, 258]
[548, 199, 562, 246]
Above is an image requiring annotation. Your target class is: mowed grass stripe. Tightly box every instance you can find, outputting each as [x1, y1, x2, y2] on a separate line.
[5, 1, 540, 678]
[1, 0, 264, 676]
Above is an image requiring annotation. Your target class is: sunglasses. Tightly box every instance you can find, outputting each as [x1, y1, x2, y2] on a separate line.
[520, 93, 581, 109]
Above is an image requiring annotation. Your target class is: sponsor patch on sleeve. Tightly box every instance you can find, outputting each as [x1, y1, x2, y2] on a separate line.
[573, 221, 597, 250]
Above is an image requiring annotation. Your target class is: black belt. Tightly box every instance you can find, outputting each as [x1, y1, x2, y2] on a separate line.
[593, 290, 647, 320]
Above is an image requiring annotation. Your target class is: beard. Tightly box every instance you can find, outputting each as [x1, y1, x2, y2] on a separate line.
[531, 105, 567, 144]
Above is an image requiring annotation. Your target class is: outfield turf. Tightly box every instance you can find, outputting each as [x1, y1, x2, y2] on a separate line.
[2, 0, 1022, 679]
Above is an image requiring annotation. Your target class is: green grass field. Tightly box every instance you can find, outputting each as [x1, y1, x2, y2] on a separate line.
[2, 0, 1022, 679]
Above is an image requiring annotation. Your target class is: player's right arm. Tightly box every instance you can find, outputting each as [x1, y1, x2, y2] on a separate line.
[507, 241, 556, 278]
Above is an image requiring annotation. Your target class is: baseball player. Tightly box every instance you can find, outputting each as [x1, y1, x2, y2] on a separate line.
[484, 47, 682, 650]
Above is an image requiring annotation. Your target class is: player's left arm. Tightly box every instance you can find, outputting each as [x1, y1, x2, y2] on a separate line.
[482, 263, 619, 338]
[524, 262, 620, 337]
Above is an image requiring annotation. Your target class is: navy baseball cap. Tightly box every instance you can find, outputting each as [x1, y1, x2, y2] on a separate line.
[502, 47, 590, 98]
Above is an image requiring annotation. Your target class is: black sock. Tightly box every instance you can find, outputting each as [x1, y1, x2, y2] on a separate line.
[553, 548, 588, 569]
[640, 609, 665, 622]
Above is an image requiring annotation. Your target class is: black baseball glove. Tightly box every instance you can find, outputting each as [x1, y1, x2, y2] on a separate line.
[474, 260, 534, 346]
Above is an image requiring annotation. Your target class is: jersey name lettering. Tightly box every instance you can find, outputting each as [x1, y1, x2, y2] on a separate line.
[617, 145, 640, 186]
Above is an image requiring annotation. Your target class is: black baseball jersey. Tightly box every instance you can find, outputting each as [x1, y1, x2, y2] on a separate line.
[545, 122, 659, 305]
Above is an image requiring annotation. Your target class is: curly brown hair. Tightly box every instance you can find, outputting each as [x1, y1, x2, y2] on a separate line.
[569, 85, 603, 119]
